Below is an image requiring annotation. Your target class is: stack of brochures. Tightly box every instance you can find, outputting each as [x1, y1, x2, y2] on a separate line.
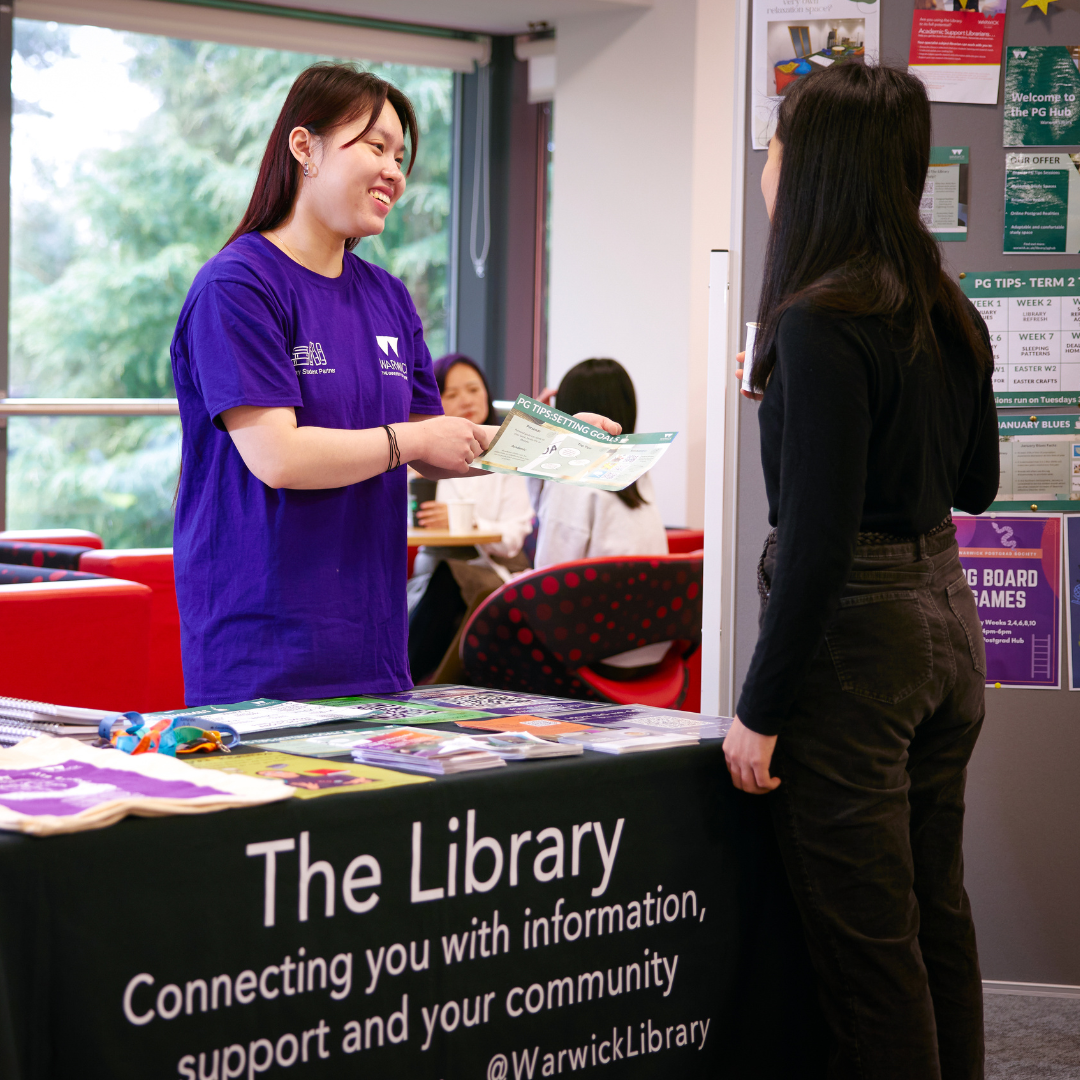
[610, 713, 730, 740]
[0, 696, 116, 746]
[557, 729, 698, 754]
[462, 731, 584, 760]
[455, 715, 598, 741]
[350, 727, 506, 775]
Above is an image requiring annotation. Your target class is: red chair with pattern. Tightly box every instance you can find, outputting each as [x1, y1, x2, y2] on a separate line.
[0, 539, 96, 571]
[459, 555, 703, 708]
[0, 528, 103, 549]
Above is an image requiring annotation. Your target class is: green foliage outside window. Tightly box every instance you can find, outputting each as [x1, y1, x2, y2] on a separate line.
[8, 21, 452, 545]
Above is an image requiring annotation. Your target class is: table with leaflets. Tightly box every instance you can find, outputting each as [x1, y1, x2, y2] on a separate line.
[0, 686, 824, 1080]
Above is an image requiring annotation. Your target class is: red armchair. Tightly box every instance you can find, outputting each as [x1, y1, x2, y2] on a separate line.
[0, 579, 151, 711]
[78, 549, 184, 711]
[666, 528, 705, 554]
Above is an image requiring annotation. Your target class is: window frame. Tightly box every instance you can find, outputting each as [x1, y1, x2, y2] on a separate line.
[0, 1, 484, 527]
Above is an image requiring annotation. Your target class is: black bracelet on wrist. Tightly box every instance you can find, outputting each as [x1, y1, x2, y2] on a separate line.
[382, 424, 401, 472]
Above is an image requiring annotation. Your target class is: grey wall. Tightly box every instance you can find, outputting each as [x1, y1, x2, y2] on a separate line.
[735, 0, 1080, 984]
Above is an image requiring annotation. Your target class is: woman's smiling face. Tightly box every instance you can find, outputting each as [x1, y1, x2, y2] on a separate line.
[441, 363, 489, 425]
[299, 100, 407, 241]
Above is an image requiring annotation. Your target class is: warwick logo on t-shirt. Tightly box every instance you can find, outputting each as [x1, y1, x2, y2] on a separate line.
[292, 341, 335, 376]
[376, 335, 408, 380]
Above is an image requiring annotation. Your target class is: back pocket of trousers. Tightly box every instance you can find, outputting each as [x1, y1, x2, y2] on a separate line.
[825, 590, 933, 704]
[946, 575, 986, 676]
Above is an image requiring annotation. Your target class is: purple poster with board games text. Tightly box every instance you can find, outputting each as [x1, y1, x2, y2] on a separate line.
[1067, 516, 1080, 691]
[956, 515, 1061, 690]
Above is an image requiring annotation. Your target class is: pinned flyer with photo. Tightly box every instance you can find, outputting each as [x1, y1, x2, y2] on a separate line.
[751, 0, 879, 150]
[922, 147, 970, 241]
[475, 395, 677, 493]
[956, 515, 1061, 690]
[908, 0, 1006, 106]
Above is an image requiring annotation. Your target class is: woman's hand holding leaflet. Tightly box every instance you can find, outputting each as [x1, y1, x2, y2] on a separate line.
[411, 414, 488, 474]
[723, 715, 781, 794]
[573, 412, 622, 436]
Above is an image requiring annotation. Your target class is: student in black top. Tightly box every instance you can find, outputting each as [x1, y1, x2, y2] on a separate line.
[724, 65, 998, 1079]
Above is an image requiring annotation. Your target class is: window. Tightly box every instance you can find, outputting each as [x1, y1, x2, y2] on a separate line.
[7, 16, 453, 544]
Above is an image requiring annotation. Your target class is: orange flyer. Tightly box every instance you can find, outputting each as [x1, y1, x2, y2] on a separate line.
[456, 715, 596, 741]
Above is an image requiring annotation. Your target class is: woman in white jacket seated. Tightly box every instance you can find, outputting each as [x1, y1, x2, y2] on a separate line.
[407, 354, 533, 680]
[531, 358, 671, 677]
[532, 358, 668, 569]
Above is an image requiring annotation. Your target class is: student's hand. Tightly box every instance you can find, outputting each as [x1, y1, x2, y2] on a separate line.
[412, 415, 488, 473]
[538, 386, 557, 406]
[574, 412, 623, 436]
[723, 715, 780, 794]
[416, 501, 449, 530]
[735, 351, 763, 401]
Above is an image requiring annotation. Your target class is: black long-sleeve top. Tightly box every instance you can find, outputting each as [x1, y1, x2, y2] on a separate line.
[736, 299, 999, 736]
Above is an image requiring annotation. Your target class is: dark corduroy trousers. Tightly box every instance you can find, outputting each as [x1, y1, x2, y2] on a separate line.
[760, 524, 985, 1080]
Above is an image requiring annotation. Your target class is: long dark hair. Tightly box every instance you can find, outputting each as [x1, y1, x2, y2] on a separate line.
[750, 63, 990, 391]
[226, 63, 418, 252]
[432, 353, 499, 425]
[555, 358, 647, 510]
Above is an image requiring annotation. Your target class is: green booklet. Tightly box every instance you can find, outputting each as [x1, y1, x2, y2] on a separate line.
[144, 698, 382, 735]
[475, 394, 677, 492]
[309, 696, 496, 724]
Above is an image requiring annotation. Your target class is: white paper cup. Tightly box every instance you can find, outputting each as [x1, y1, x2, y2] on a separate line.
[741, 322, 760, 394]
[447, 501, 476, 535]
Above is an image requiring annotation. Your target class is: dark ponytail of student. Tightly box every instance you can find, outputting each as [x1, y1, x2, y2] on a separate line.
[749, 63, 991, 392]
[553, 358, 647, 510]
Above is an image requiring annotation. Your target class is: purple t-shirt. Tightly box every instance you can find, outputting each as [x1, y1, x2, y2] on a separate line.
[171, 233, 442, 705]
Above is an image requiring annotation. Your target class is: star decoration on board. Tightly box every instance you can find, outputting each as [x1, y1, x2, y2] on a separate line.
[1020, 0, 1059, 14]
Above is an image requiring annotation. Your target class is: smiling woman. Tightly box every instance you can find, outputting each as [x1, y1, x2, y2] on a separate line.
[170, 63, 492, 706]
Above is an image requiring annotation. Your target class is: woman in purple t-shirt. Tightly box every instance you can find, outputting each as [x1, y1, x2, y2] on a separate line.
[172, 66, 502, 704]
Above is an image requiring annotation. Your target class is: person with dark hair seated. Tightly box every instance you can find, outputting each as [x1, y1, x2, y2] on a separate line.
[406, 354, 533, 682]
[532, 358, 668, 570]
[530, 358, 671, 677]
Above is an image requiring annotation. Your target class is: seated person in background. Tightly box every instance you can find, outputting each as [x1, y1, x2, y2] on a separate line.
[407, 353, 534, 682]
[531, 358, 668, 569]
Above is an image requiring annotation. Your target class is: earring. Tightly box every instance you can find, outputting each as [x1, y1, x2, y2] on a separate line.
[303, 160, 318, 179]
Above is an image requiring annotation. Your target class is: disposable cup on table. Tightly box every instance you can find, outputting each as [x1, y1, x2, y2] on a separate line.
[447, 501, 477, 535]
[741, 322, 760, 395]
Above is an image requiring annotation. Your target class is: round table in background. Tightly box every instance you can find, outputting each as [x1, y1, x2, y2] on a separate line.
[407, 529, 503, 548]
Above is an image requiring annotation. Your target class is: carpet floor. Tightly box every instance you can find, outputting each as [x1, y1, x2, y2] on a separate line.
[985, 992, 1080, 1078]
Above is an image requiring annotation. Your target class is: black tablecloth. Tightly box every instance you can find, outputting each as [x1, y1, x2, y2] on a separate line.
[0, 741, 827, 1079]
